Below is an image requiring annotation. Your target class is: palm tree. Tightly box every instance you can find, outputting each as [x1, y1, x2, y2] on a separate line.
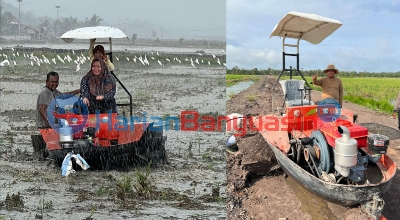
[83, 14, 103, 27]
[0, 7, 15, 35]
[59, 17, 79, 33]
[39, 19, 52, 31]
[39, 18, 52, 39]
[131, 34, 137, 43]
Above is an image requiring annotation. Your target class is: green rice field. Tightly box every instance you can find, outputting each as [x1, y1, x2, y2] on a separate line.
[227, 74, 400, 114]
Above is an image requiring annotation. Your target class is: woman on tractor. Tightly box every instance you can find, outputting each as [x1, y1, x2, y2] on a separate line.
[80, 58, 117, 114]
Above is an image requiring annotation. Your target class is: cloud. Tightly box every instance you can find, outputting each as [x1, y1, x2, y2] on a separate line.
[227, 44, 281, 69]
[227, 0, 400, 72]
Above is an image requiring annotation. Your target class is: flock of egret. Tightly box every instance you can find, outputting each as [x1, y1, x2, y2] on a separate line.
[0, 46, 226, 72]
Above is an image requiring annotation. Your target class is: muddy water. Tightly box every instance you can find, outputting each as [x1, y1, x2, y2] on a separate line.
[0, 53, 226, 219]
[285, 176, 338, 220]
[226, 81, 254, 100]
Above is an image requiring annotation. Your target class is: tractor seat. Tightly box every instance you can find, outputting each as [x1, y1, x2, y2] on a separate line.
[279, 79, 314, 106]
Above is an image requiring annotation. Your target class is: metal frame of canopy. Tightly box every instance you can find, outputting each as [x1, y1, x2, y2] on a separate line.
[60, 26, 133, 116]
[270, 11, 342, 112]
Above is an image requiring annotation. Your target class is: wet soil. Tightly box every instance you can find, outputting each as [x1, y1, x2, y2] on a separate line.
[0, 48, 226, 219]
[226, 76, 400, 220]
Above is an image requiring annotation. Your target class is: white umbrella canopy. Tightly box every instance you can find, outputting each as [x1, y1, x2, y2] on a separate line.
[60, 26, 128, 43]
[270, 11, 342, 44]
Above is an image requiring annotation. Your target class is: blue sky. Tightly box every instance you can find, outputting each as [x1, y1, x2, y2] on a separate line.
[227, 0, 400, 72]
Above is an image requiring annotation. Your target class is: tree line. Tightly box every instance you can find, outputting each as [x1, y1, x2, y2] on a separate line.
[227, 66, 400, 78]
[0, 5, 103, 38]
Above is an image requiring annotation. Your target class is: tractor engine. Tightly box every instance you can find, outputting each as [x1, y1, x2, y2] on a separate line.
[334, 126, 358, 178]
[305, 118, 391, 184]
[331, 126, 390, 183]
[367, 134, 389, 161]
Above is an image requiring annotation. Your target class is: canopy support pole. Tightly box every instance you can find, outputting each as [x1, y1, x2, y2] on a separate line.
[271, 36, 312, 112]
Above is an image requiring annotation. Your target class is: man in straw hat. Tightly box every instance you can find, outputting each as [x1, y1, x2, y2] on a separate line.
[312, 64, 343, 108]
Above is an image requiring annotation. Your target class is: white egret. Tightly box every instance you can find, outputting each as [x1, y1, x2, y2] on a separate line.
[0, 59, 10, 66]
[138, 57, 145, 65]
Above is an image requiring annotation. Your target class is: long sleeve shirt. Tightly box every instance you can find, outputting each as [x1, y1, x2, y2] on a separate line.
[89, 40, 115, 71]
[80, 75, 116, 102]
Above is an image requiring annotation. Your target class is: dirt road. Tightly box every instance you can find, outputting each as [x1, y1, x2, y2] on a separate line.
[226, 76, 400, 220]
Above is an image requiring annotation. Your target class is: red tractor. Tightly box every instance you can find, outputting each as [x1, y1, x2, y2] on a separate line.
[255, 12, 396, 220]
[31, 27, 166, 171]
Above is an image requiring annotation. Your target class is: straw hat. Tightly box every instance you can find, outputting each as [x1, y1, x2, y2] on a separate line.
[323, 64, 339, 74]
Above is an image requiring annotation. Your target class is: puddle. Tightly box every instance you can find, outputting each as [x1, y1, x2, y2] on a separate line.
[226, 81, 254, 100]
[285, 176, 338, 220]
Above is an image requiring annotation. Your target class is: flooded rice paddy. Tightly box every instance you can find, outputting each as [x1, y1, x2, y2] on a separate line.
[0, 47, 226, 219]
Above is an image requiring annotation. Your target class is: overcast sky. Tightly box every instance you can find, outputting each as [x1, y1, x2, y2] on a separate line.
[3, 0, 225, 38]
[227, 0, 400, 72]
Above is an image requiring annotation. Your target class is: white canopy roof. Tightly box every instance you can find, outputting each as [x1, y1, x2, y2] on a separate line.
[60, 26, 128, 43]
[270, 11, 342, 44]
